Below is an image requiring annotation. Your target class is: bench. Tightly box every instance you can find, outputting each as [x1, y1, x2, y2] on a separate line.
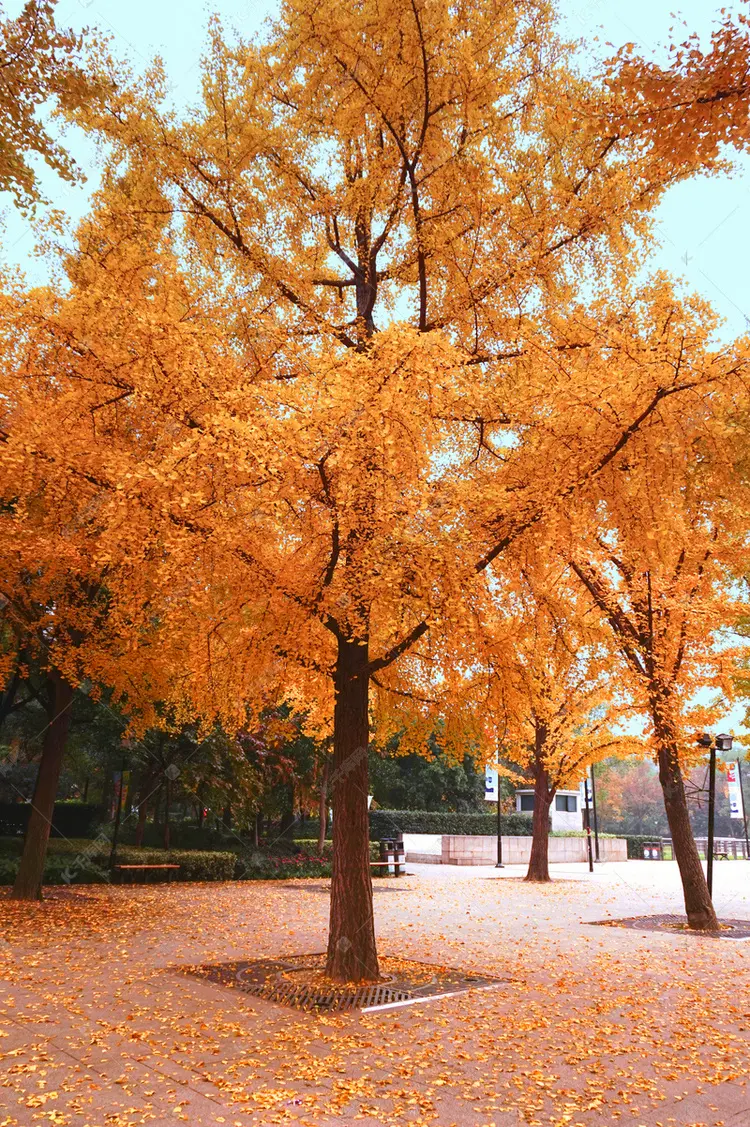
[713, 850, 729, 861]
[113, 864, 180, 883]
[370, 860, 408, 877]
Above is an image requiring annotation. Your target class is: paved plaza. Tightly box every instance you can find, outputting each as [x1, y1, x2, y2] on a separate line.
[1, 861, 749, 1126]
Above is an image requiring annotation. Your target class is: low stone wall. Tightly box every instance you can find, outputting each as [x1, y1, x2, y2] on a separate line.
[402, 833, 627, 866]
[402, 833, 442, 864]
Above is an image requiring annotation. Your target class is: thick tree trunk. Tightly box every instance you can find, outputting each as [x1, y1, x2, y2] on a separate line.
[325, 637, 379, 984]
[525, 763, 553, 883]
[652, 701, 718, 929]
[318, 759, 329, 854]
[12, 671, 75, 900]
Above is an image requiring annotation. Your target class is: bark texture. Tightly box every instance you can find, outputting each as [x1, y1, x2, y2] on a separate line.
[653, 700, 718, 929]
[525, 759, 553, 882]
[12, 671, 74, 900]
[325, 637, 379, 983]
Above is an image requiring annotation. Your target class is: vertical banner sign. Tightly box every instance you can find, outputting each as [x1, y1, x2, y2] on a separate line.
[485, 765, 499, 802]
[579, 777, 592, 805]
[726, 761, 745, 820]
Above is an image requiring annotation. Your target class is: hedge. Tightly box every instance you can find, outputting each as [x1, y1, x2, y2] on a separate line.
[0, 846, 236, 885]
[0, 802, 99, 839]
[235, 853, 332, 880]
[234, 840, 380, 880]
[368, 809, 534, 837]
[295, 840, 379, 861]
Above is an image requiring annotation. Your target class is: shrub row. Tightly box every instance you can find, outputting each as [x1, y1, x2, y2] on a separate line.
[0, 802, 100, 839]
[235, 853, 332, 880]
[0, 846, 236, 885]
[368, 809, 534, 837]
[294, 839, 379, 861]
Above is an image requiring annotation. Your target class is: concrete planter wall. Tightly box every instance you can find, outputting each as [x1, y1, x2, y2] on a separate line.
[402, 833, 627, 865]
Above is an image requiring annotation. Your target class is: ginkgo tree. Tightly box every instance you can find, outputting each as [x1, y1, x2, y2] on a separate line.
[477, 558, 640, 882]
[0, 0, 99, 210]
[559, 291, 749, 929]
[3, 0, 748, 979]
[608, 8, 750, 169]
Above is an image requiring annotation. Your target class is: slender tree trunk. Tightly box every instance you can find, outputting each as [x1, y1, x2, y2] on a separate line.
[82, 777, 89, 803]
[325, 637, 379, 984]
[163, 777, 171, 850]
[134, 797, 148, 847]
[222, 804, 232, 830]
[12, 671, 75, 900]
[253, 810, 260, 848]
[134, 778, 150, 848]
[132, 768, 156, 847]
[525, 759, 553, 883]
[318, 759, 329, 853]
[653, 701, 718, 929]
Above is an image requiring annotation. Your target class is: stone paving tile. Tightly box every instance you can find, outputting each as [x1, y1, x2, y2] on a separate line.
[1, 862, 749, 1126]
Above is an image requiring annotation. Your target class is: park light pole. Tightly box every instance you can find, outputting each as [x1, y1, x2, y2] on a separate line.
[697, 731, 733, 897]
[590, 763, 600, 862]
[583, 775, 594, 873]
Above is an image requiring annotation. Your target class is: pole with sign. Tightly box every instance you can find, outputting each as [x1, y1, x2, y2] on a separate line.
[727, 759, 750, 858]
[485, 765, 504, 868]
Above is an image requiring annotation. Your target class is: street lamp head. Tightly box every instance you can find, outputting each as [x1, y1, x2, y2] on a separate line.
[715, 733, 733, 751]
[696, 733, 713, 748]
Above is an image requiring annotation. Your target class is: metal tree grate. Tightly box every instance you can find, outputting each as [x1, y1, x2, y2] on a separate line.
[589, 914, 750, 940]
[180, 953, 503, 1013]
[237, 971, 413, 1012]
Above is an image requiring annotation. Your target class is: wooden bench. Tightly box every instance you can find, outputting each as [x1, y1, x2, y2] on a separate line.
[113, 864, 180, 883]
[370, 860, 408, 877]
[713, 850, 729, 861]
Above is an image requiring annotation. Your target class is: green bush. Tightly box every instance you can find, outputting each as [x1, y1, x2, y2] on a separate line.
[293, 839, 380, 862]
[112, 849, 236, 881]
[368, 809, 534, 836]
[549, 830, 618, 838]
[0, 845, 236, 885]
[235, 852, 332, 880]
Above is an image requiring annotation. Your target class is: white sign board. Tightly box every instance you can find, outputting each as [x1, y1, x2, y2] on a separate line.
[726, 761, 745, 820]
[484, 765, 499, 802]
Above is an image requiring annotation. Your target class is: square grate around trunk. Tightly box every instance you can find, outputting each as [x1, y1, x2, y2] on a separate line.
[180, 953, 503, 1013]
[588, 914, 750, 940]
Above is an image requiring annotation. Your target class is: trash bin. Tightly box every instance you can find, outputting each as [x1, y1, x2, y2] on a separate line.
[379, 838, 396, 873]
[642, 841, 663, 860]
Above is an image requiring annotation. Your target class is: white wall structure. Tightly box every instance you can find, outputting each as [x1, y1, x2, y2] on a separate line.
[402, 833, 443, 863]
[514, 788, 584, 833]
[401, 833, 628, 865]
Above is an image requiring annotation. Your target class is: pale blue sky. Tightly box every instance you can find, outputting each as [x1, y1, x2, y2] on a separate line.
[2, 0, 749, 341]
[2, 0, 748, 737]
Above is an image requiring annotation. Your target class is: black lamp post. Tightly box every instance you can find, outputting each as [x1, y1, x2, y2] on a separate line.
[697, 731, 733, 897]
[590, 763, 600, 863]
